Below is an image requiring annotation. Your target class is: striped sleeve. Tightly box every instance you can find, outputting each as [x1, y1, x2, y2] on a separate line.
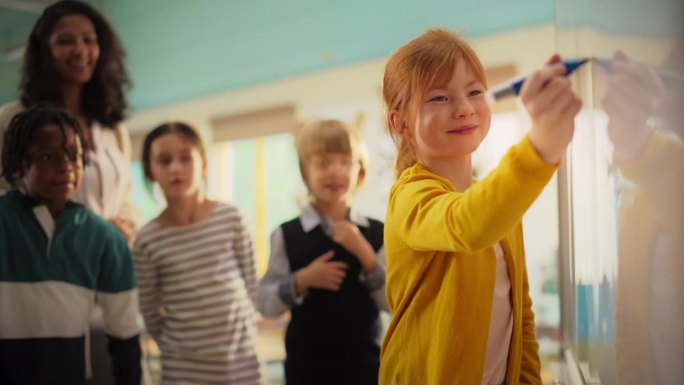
[233, 208, 258, 306]
[132, 231, 163, 341]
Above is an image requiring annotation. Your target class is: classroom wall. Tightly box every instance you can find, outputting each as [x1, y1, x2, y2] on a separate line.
[124, 23, 559, 240]
[125, 25, 566, 365]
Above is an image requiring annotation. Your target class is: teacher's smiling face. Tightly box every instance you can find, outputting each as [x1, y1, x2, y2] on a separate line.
[48, 13, 100, 86]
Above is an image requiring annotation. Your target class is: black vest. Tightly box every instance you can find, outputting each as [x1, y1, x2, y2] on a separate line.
[282, 216, 384, 362]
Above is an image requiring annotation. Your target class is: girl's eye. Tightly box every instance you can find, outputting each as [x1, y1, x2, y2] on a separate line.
[430, 96, 448, 102]
[468, 89, 484, 97]
[40, 154, 55, 161]
[83, 35, 98, 44]
[157, 158, 171, 165]
[66, 150, 81, 162]
[55, 36, 75, 45]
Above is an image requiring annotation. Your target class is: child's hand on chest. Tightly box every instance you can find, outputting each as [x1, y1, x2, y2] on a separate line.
[331, 220, 364, 253]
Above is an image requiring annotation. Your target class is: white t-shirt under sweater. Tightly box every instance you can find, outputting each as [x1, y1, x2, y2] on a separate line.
[482, 242, 514, 385]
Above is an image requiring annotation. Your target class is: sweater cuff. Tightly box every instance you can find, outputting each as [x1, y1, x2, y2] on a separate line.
[510, 135, 558, 178]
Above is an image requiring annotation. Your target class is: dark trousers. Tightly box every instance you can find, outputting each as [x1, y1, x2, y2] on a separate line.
[285, 354, 379, 385]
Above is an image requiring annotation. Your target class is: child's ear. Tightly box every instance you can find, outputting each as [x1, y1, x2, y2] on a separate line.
[144, 166, 156, 182]
[12, 161, 28, 180]
[389, 110, 411, 140]
[13, 169, 26, 187]
[357, 166, 366, 186]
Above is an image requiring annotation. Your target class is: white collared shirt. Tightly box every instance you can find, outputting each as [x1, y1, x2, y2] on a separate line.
[256, 204, 388, 317]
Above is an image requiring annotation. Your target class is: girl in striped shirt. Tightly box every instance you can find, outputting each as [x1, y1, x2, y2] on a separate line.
[133, 122, 262, 385]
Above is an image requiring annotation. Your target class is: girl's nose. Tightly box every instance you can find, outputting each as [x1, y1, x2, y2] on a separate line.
[453, 99, 475, 118]
[169, 159, 183, 172]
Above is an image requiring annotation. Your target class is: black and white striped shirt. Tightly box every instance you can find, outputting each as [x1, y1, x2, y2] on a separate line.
[133, 202, 262, 385]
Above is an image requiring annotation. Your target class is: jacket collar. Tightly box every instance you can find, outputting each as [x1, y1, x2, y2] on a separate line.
[7, 188, 79, 210]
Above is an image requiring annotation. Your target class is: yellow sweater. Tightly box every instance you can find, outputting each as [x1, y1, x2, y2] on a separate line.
[380, 136, 555, 385]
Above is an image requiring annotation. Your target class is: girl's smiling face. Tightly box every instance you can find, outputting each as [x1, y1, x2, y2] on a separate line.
[409, 59, 491, 166]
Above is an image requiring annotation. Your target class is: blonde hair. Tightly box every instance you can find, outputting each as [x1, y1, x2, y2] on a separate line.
[295, 119, 369, 193]
[383, 28, 487, 177]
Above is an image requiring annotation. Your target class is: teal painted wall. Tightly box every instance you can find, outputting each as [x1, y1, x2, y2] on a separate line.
[0, 0, 554, 110]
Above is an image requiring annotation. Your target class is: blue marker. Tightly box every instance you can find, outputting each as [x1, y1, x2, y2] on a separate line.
[488, 58, 589, 101]
[593, 57, 684, 89]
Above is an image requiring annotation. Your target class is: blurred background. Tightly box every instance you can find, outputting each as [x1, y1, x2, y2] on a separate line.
[1, 0, 682, 384]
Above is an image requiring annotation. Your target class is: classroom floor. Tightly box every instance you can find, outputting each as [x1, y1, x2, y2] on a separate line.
[141, 316, 289, 385]
[142, 315, 559, 385]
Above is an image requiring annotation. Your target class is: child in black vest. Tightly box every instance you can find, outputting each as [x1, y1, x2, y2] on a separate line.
[257, 119, 386, 385]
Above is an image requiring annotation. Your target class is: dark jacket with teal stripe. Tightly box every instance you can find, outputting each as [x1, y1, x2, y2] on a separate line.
[0, 192, 141, 385]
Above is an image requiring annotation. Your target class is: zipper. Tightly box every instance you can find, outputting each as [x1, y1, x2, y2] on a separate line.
[32, 206, 55, 257]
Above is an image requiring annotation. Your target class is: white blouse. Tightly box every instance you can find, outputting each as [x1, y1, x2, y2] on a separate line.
[74, 121, 132, 220]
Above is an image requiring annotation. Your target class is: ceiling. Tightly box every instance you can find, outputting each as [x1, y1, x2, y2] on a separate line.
[3, 0, 681, 113]
[1, 0, 557, 111]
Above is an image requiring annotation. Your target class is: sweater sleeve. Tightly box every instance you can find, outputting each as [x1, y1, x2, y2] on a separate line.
[97, 225, 142, 385]
[234, 208, 258, 306]
[107, 335, 142, 385]
[389, 136, 557, 253]
[132, 235, 164, 342]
